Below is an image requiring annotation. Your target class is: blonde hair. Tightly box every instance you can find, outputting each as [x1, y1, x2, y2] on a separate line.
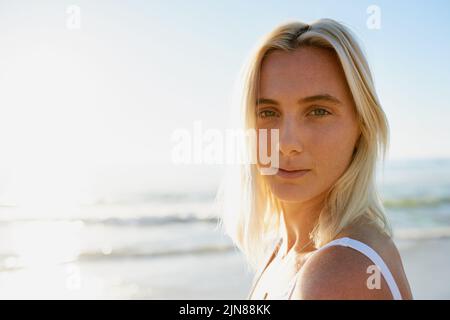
[216, 18, 392, 271]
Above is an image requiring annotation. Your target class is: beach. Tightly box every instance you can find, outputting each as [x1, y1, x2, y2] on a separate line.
[396, 237, 450, 299]
[0, 221, 449, 299]
[0, 158, 449, 299]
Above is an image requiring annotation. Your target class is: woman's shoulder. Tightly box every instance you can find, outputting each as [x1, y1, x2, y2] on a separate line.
[292, 224, 409, 299]
[294, 240, 395, 299]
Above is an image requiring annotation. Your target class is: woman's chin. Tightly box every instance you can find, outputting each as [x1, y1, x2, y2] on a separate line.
[269, 184, 313, 202]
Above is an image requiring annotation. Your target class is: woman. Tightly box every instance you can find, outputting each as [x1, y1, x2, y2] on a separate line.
[217, 19, 413, 300]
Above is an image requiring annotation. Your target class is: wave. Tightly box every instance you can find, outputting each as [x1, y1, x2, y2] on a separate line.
[86, 191, 217, 206]
[0, 194, 449, 228]
[0, 213, 220, 227]
[0, 243, 236, 271]
[83, 214, 219, 226]
[74, 226, 450, 261]
[1, 225, 449, 272]
[394, 226, 450, 240]
[384, 195, 450, 209]
[77, 244, 236, 262]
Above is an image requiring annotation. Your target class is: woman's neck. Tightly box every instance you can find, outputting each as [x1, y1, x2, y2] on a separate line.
[279, 194, 326, 257]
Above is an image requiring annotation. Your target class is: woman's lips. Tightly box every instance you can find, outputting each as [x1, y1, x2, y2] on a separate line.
[276, 168, 310, 179]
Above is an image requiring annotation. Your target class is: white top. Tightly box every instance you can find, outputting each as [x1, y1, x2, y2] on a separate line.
[248, 236, 402, 300]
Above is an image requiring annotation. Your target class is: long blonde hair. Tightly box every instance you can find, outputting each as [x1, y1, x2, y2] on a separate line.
[216, 18, 392, 271]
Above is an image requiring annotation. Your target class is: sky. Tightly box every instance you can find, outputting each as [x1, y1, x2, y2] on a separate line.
[0, 0, 449, 200]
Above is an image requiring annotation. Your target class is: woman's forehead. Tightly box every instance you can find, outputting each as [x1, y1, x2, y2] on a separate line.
[259, 47, 349, 100]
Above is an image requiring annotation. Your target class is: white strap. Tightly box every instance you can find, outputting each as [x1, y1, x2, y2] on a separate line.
[318, 237, 402, 300]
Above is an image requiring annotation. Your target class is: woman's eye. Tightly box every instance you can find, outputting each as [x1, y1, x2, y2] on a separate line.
[257, 110, 279, 119]
[309, 108, 331, 117]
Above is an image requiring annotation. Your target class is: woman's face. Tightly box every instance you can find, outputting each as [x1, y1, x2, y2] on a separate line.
[256, 46, 361, 203]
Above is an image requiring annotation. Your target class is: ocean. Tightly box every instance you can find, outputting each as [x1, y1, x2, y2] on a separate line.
[0, 158, 449, 299]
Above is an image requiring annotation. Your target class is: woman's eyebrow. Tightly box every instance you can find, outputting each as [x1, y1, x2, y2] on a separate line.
[299, 94, 342, 105]
[256, 94, 342, 106]
[256, 98, 279, 105]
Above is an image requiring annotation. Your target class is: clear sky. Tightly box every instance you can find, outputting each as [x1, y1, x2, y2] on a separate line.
[0, 0, 449, 199]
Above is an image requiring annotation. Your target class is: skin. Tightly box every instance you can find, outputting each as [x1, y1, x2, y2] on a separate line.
[252, 46, 413, 299]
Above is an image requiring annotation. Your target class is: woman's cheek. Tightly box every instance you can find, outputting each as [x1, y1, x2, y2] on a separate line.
[311, 124, 355, 180]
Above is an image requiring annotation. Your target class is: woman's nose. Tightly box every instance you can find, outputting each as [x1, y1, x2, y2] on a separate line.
[278, 118, 304, 156]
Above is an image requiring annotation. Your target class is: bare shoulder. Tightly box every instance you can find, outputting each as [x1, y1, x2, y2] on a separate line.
[292, 242, 394, 300]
